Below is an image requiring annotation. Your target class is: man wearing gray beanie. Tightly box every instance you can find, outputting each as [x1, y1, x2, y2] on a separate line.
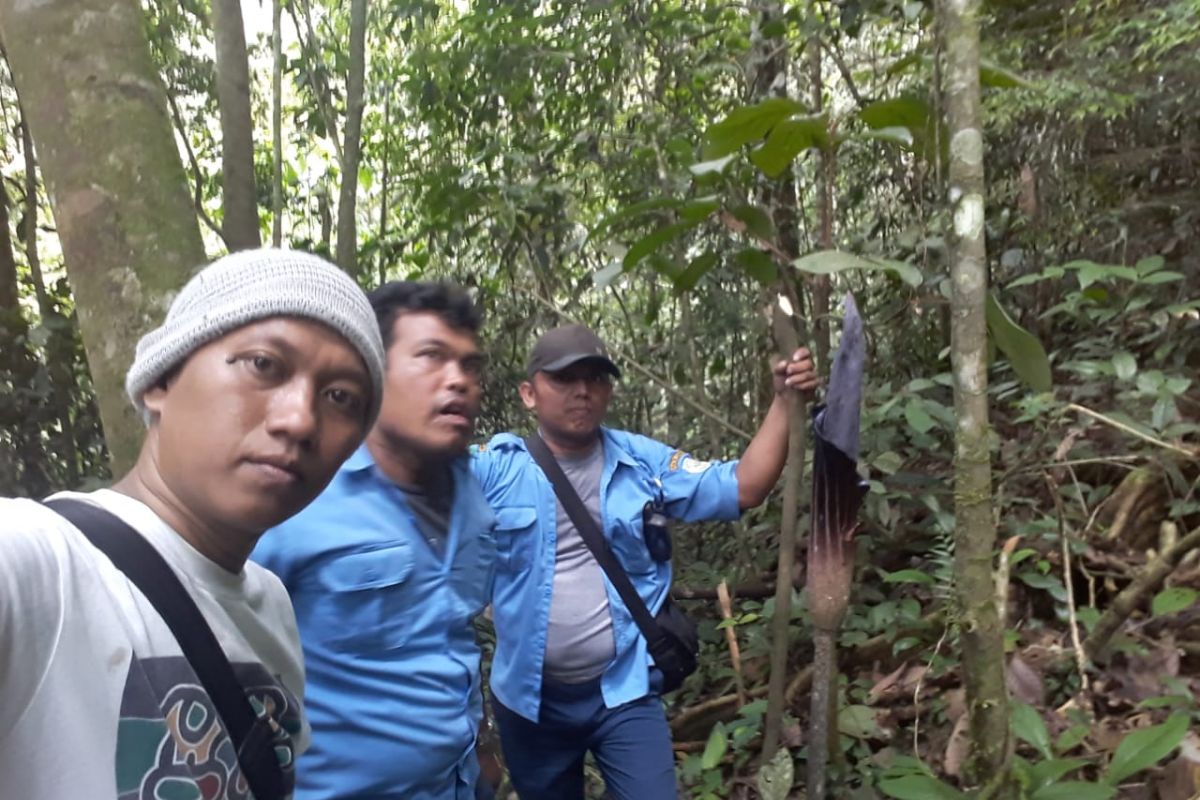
[0, 248, 386, 800]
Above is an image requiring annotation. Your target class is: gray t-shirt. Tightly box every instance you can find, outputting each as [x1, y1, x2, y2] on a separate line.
[543, 440, 616, 683]
[397, 465, 454, 555]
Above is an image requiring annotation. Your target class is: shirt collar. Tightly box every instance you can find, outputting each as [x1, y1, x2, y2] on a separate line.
[598, 427, 639, 468]
[342, 443, 376, 474]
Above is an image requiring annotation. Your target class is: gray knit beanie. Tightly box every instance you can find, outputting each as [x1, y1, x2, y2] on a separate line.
[126, 248, 386, 426]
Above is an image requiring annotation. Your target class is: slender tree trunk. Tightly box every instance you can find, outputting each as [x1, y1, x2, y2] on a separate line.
[21, 113, 78, 486]
[335, 0, 368, 275]
[377, 91, 390, 286]
[809, 34, 833, 369]
[211, 0, 261, 250]
[758, 4, 811, 761]
[0, 177, 17, 313]
[0, 172, 28, 494]
[0, 0, 207, 474]
[271, 0, 284, 247]
[940, 0, 1011, 789]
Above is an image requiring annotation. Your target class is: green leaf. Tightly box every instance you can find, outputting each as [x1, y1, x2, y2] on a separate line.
[755, 748, 794, 800]
[729, 204, 775, 240]
[986, 293, 1053, 392]
[860, 126, 914, 148]
[883, 569, 935, 585]
[878, 774, 967, 800]
[904, 399, 936, 434]
[705, 97, 806, 157]
[1011, 702, 1053, 760]
[623, 221, 697, 269]
[1056, 724, 1092, 753]
[1030, 783, 1115, 800]
[793, 249, 922, 287]
[592, 197, 682, 237]
[674, 252, 718, 293]
[680, 196, 722, 223]
[1140, 270, 1184, 284]
[735, 248, 778, 285]
[1151, 587, 1198, 616]
[594, 260, 624, 289]
[701, 722, 728, 770]
[839, 704, 882, 739]
[1008, 271, 1049, 288]
[1104, 713, 1189, 784]
[1134, 255, 1165, 274]
[689, 155, 736, 176]
[979, 59, 1036, 89]
[749, 114, 829, 177]
[1111, 352, 1137, 380]
[1026, 757, 1090, 789]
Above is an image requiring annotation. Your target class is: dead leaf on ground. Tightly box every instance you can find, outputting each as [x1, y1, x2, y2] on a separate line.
[1155, 732, 1200, 800]
[1007, 652, 1046, 707]
[943, 713, 971, 778]
[868, 663, 909, 705]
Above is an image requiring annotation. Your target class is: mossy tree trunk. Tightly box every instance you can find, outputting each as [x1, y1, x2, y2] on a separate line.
[335, 0, 368, 276]
[211, 0, 261, 251]
[0, 0, 206, 475]
[940, 0, 1012, 789]
[271, 0, 284, 248]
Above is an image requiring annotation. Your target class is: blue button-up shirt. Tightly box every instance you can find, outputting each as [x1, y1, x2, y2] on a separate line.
[471, 427, 740, 722]
[252, 445, 497, 800]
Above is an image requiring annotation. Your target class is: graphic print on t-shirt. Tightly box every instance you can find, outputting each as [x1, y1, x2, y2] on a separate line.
[114, 655, 301, 800]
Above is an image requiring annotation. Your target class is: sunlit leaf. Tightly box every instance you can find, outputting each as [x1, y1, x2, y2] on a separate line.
[688, 154, 736, 176]
[986, 293, 1052, 393]
[1151, 587, 1198, 617]
[1111, 352, 1137, 380]
[594, 260, 624, 289]
[749, 114, 829, 177]
[701, 722, 728, 770]
[860, 126, 914, 148]
[793, 249, 922, 287]
[979, 59, 1036, 89]
[755, 748, 793, 800]
[904, 399, 935, 434]
[704, 97, 806, 157]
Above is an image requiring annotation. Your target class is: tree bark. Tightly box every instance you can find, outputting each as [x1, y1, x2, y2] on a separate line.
[809, 35, 833, 370]
[335, 0, 368, 275]
[271, 0, 284, 248]
[211, 0, 261, 250]
[0, 0, 207, 474]
[940, 0, 1011, 788]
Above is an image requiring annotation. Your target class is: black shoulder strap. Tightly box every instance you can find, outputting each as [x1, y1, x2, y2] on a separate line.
[44, 497, 286, 800]
[524, 436, 666, 643]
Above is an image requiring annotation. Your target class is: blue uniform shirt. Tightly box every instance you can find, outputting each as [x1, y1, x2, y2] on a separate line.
[471, 428, 740, 722]
[252, 445, 497, 800]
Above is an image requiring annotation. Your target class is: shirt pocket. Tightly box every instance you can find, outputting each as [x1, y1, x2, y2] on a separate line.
[493, 506, 538, 574]
[312, 544, 415, 653]
[610, 509, 656, 577]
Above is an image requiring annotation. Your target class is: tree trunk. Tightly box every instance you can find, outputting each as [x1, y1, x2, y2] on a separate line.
[809, 35, 833, 370]
[271, 0, 283, 248]
[335, 0, 368, 275]
[0, 0, 207, 474]
[211, 0, 261, 250]
[940, 0, 1011, 788]
[757, 4, 811, 761]
[377, 91, 390, 286]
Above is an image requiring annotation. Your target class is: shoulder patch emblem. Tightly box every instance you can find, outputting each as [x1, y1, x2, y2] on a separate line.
[681, 457, 712, 474]
[668, 450, 684, 471]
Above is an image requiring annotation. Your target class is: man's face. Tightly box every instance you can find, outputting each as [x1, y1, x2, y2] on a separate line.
[142, 317, 372, 535]
[519, 360, 614, 445]
[375, 311, 484, 458]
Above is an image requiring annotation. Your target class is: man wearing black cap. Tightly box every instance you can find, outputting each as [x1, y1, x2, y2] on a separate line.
[471, 324, 818, 799]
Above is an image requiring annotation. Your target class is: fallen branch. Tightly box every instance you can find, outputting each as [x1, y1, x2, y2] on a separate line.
[1066, 403, 1199, 461]
[1083, 523, 1200, 658]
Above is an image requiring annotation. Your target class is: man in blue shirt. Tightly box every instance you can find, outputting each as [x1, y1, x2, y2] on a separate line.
[472, 324, 818, 799]
[253, 282, 496, 800]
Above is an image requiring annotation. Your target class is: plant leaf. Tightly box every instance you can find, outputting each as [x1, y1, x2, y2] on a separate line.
[1026, 757, 1090, 789]
[623, 221, 697, 269]
[1030, 782, 1116, 800]
[1111, 352, 1137, 380]
[701, 722, 728, 770]
[1104, 713, 1189, 785]
[793, 249, 922, 287]
[735, 248, 778, 285]
[674, 252, 718, 293]
[878, 774, 967, 800]
[705, 97, 806, 157]
[986, 292, 1052, 392]
[729, 204, 776, 240]
[979, 59, 1036, 89]
[1151, 587, 1198, 617]
[749, 114, 829, 177]
[755, 747, 794, 800]
[688, 154, 736, 176]
[883, 569, 935, 585]
[1011, 701, 1053, 760]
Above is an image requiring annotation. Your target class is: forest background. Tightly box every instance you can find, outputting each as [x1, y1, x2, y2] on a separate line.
[0, 0, 1197, 797]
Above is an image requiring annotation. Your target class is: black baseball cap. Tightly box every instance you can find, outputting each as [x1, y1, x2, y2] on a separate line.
[527, 324, 621, 379]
